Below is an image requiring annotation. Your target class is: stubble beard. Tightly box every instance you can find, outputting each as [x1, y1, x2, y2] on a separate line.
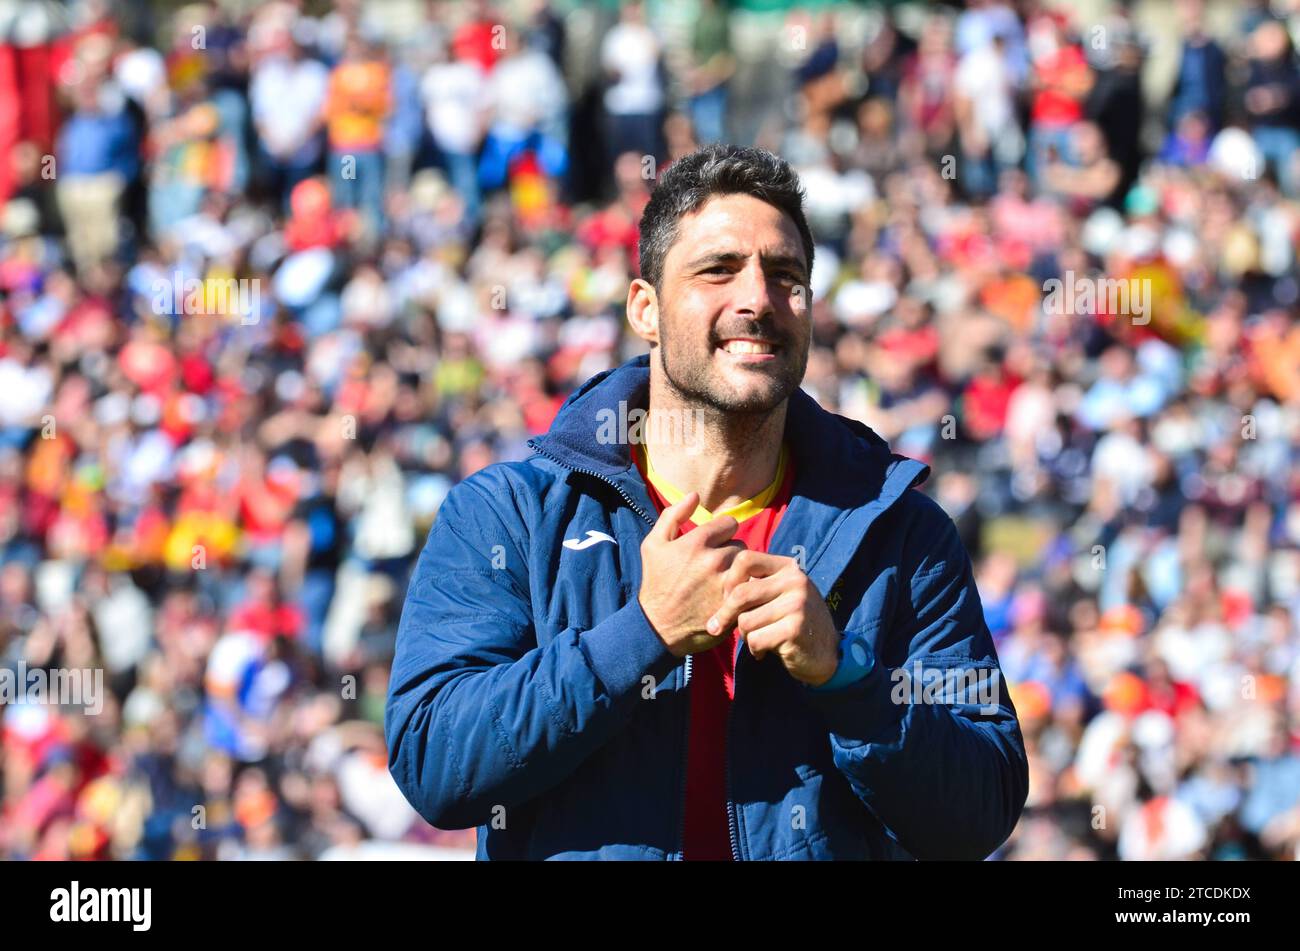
[656, 311, 807, 420]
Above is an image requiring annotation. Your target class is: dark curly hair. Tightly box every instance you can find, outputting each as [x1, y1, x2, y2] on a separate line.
[637, 144, 814, 293]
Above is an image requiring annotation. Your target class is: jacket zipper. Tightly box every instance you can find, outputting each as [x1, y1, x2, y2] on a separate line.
[526, 440, 656, 525]
[725, 642, 741, 861]
[676, 653, 692, 860]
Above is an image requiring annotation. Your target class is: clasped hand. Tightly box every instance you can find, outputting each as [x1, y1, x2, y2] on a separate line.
[637, 491, 840, 687]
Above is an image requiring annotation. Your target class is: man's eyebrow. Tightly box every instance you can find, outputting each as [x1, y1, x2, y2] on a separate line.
[763, 253, 810, 276]
[683, 250, 809, 276]
[683, 251, 746, 270]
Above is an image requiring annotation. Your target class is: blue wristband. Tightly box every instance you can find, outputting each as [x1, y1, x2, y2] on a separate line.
[808, 634, 874, 692]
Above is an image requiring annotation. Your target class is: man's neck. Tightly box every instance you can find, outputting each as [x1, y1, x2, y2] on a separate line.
[642, 369, 787, 514]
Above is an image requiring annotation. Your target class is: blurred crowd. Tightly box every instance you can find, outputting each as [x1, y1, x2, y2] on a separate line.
[1, 0, 1299, 861]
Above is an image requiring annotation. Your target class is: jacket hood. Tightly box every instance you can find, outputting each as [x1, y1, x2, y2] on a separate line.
[529, 352, 930, 514]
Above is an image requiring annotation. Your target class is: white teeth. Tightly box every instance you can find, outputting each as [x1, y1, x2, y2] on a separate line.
[721, 340, 774, 355]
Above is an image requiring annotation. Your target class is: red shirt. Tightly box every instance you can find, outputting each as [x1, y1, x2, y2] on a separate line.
[228, 600, 304, 642]
[634, 450, 796, 860]
[1031, 45, 1088, 126]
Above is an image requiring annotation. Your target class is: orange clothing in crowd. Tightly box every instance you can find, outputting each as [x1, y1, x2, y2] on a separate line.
[1249, 321, 1300, 402]
[981, 273, 1041, 333]
[323, 60, 392, 151]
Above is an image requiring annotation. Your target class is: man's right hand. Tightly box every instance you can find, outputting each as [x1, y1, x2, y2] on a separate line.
[638, 491, 745, 658]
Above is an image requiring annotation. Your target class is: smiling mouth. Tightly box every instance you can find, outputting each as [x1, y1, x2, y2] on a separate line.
[717, 338, 780, 356]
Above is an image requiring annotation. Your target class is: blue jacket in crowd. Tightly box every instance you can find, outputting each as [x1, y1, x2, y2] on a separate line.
[386, 354, 1029, 859]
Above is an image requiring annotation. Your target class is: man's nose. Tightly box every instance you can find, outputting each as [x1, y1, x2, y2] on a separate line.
[731, 259, 776, 320]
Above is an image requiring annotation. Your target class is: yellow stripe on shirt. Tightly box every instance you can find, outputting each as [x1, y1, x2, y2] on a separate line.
[636, 441, 788, 525]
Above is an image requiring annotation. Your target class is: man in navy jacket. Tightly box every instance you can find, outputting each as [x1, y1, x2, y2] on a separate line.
[386, 144, 1029, 859]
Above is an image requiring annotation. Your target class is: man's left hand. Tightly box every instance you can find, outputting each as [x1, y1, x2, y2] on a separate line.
[705, 550, 841, 687]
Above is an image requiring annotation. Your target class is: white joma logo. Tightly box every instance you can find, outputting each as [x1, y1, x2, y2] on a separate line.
[563, 530, 617, 551]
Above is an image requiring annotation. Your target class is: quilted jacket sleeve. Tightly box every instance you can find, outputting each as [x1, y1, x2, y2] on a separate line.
[385, 472, 679, 830]
[802, 493, 1030, 860]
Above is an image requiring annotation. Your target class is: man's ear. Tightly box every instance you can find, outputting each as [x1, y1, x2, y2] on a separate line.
[626, 278, 659, 345]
